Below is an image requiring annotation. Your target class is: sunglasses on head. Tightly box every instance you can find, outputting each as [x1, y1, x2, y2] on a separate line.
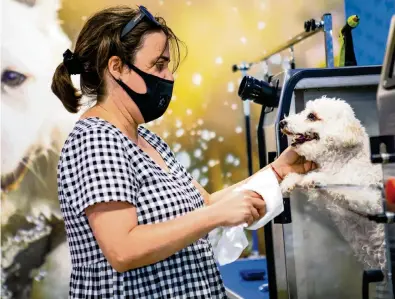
[121, 6, 161, 40]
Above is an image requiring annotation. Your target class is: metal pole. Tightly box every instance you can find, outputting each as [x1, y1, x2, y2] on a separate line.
[322, 13, 334, 67]
[241, 70, 253, 178]
[289, 46, 296, 69]
[232, 13, 334, 73]
[240, 67, 259, 255]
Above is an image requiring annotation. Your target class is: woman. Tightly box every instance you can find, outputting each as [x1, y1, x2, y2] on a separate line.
[52, 5, 316, 298]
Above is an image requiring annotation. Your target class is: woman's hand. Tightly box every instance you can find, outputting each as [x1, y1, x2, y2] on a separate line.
[209, 190, 266, 227]
[271, 146, 317, 180]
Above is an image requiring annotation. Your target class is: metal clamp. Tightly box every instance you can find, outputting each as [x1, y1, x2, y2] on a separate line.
[370, 135, 395, 164]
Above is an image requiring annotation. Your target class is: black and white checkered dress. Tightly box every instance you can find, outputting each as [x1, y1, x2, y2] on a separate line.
[57, 117, 227, 298]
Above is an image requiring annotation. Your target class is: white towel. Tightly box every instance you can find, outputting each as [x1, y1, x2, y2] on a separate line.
[211, 168, 284, 265]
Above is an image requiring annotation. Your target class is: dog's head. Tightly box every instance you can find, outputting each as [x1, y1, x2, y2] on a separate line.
[280, 97, 367, 160]
[1, 0, 75, 191]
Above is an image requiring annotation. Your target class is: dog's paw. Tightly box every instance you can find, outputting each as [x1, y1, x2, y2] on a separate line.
[281, 173, 304, 195]
[299, 172, 328, 189]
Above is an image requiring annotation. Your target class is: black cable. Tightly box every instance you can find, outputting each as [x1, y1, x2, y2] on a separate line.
[367, 212, 395, 224]
[346, 207, 395, 224]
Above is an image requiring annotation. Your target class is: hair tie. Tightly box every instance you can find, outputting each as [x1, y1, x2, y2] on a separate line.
[63, 49, 84, 75]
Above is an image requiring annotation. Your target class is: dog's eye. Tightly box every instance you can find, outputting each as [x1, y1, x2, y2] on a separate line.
[1, 70, 27, 87]
[307, 113, 318, 121]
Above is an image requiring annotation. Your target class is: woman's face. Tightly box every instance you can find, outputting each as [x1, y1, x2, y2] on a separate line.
[123, 30, 173, 94]
[109, 30, 173, 124]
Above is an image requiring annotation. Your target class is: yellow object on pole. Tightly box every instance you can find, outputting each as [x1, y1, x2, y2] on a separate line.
[338, 15, 360, 67]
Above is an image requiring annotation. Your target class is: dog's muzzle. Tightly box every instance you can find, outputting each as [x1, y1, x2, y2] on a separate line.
[290, 132, 319, 146]
[280, 126, 319, 146]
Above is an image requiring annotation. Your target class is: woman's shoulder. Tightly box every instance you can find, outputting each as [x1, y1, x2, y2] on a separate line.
[62, 117, 128, 153]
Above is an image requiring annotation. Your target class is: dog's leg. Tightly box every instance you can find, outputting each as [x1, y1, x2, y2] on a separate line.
[299, 172, 329, 189]
[281, 173, 304, 195]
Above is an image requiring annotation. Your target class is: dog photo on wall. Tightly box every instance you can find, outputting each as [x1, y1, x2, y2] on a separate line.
[1, 0, 77, 297]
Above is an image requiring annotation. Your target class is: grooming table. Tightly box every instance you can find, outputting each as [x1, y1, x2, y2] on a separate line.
[218, 257, 269, 299]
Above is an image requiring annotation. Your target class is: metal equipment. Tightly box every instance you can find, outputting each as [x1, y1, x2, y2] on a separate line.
[231, 14, 395, 299]
[232, 13, 334, 74]
[370, 14, 395, 299]
[259, 65, 384, 299]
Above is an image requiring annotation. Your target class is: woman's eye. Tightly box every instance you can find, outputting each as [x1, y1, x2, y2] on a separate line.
[156, 64, 165, 71]
[1, 70, 27, 87]
[307, 113, 317, 121]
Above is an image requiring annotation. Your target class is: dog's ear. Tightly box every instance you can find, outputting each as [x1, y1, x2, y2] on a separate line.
[325, 119, 365, 148]
[342, 120, 365, 147]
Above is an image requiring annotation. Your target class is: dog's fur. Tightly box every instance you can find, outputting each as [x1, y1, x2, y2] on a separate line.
[280, 96, 385, 270]
[2, 0, 77, 220]
[2, 0, 76, 297]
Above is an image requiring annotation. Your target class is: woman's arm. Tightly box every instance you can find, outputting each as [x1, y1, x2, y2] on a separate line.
[86, 190, 265, 273]
[199, 147, 316, 205]
[209, 164, 277, 205]
[86, 202, 219, 272]
[195, 164, 279, 206]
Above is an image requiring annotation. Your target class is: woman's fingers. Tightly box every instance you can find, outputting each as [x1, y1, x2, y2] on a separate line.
[250, 206, 260, 221]
[250, 197, 266, 210]
[246, 215, 254, 226]
[258, 205, 266, 217]
[244, 190, 262, 199]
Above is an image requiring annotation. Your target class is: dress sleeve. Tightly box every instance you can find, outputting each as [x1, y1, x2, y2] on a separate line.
[60, 128, 139, 215]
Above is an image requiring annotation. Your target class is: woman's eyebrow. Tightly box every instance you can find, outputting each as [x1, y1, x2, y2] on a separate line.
[151, 55, 170, 64]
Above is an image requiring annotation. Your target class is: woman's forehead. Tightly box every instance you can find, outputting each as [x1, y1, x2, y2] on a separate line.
[140, 31, 170, 57]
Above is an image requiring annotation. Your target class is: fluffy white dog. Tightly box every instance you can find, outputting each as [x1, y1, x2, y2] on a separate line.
[279, 96, 386, 270]
[1, 0, 76, 297]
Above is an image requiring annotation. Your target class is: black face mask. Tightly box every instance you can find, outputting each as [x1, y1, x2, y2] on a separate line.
[114, 63, 174, 123]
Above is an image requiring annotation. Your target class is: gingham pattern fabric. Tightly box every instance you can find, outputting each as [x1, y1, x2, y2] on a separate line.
[57, 117, 227, 298]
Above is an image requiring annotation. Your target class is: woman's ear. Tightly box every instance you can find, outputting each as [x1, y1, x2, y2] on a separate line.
[107, 56, 125, 79]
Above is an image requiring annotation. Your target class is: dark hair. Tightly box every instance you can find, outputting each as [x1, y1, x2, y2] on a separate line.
[51, 6, 185, 113]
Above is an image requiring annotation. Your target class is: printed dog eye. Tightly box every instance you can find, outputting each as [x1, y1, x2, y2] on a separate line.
[307, 112, 318, 121]
[1, 70, 27, 87]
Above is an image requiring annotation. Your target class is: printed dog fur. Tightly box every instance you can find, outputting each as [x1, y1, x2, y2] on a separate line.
[1, 0, 77, 297]
[280, 96, 385, 270]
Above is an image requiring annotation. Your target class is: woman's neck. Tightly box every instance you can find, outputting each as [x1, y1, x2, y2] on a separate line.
[82, 99, 139, 142]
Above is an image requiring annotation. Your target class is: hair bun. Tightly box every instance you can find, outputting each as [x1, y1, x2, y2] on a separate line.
[63, 49, 84, 75]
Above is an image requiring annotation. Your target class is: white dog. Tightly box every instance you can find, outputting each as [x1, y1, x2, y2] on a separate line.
[2, 0, 76, 297]
[279, 96, 386, 271]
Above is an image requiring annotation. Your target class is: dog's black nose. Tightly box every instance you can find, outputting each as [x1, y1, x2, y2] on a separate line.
[279, 120, 287, 129]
